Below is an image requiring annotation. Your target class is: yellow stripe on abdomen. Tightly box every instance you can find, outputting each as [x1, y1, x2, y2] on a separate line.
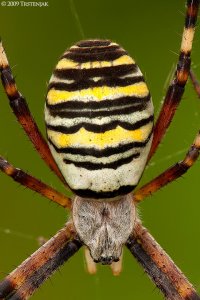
[56, 55, 135, 70]
[47, 123, 153, 149]
[47, 82, 149, 104]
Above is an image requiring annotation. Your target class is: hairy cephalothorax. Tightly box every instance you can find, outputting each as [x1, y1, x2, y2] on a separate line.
[72, 194, 136, 264]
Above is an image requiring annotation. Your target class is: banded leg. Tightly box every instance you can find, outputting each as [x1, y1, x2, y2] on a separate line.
[148, 0, 199, 161]
[0, 222, 81, 300]
[127, 220, 200, 300]
[190, 70, 200, 98]
[0, 42, 65, 184]
[0, 156, 72, 209]
[134, 131, 200, 203]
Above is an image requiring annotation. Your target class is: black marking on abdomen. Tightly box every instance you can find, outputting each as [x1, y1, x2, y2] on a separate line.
[47, 102, 148, 119]
[46, 94, 151, 111]
[63, 152, 140, 170]
[53, 64, 137, 80]
[69, 44, 120, 54]
[46, 115, 153, 134]
[76, 40, 111, 47]
[48, 76, 144, 92]
[63, 49, 127, 62]
[72, 184, 136, 199]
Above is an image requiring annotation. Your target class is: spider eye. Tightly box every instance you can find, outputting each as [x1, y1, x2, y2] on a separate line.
[99, 256, 114, 265]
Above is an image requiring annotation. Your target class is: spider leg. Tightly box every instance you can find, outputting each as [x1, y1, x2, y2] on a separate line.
[0, 222, 81, 300]
[0, 42, 65, 184]
[190, 70, 200, 98]
[148, 0, 200, 162]
[126, 219, 200, 300]
[134, 131, 200, 203]
[0, 156, 72, 209]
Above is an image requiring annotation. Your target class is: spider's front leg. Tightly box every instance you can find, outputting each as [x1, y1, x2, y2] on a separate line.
[0, 222, 82, 300]
[0, 156, 72, 209]
[0, 42, 65, 184]
[134, 130, 200, 202]
[148, 0, 199, 161]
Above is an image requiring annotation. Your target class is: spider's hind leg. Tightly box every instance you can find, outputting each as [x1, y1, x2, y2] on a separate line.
[0, 222, 81, 300]
[127, 219, 200, 300]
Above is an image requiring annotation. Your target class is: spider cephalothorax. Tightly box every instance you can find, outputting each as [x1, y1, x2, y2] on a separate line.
[73, 194, 136, 264]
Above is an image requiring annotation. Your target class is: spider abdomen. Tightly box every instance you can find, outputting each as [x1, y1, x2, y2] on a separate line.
[45, 39, 154, 199]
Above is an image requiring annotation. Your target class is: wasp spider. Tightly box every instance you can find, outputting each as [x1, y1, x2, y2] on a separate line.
[0, 1, 200, 299]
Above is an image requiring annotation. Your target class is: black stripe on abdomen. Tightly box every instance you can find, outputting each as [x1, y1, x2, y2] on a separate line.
[72, 185, 136, 199]
[48, 76, 144, 92]
[46, 115, 153, 134]
[63, 152, 140, 171]
[62, 49, 128, 62]
[76, 40, 111, 47]
[47, 102, 148, 119]
[46, 94, 151, 111]
[70, 44, 120, 54]
[53, 64, 138, 80]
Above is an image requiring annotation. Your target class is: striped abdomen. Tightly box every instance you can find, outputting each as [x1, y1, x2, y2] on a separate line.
[45, 39, 154, 199]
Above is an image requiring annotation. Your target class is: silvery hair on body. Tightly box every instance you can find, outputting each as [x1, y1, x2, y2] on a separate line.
[72, 194, 136, 264]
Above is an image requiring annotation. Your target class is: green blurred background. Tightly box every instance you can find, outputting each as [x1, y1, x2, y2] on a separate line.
[0, 0, 200, 299]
